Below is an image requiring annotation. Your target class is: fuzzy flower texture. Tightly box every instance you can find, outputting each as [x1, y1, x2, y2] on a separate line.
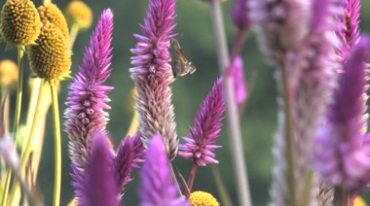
[130, 0, 178, 159]
[65, 8, 114, 170]
[315, 36, 370, 190]
[179, 79, 225, 166]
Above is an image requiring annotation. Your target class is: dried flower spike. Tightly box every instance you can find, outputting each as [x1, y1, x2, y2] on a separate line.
[64, 0, 93, 30]
[38, 3, 69, 43]
[65, 9, 114, 170]
[189, 191, 220, 206]
[28, 22, 71, 81]
[179, 79, 225, 166]
[139, 135, 189, 206]
[130, 0, 178, 159]
[0, 0, 41, 46]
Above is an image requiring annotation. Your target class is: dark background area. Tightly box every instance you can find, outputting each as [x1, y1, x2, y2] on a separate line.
[1, 0, 370, 205]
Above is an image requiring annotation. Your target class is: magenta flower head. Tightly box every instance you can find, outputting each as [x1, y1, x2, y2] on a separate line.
[130, 0, 178, 160]
[71, 132, 121, 206]
[231, 0, 252, 31]
[114, 133, 146, 192]
[229, 56, 248, 107]
[179, 79, 225, 166]
[64, 9, 114, 169]
[315, 36, 370, 190]
[139, 134, 190, 206]
[248, 0, 310, 63]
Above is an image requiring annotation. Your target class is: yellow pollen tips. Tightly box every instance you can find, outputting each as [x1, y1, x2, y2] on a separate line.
[0, 59, 18, 86]
[38, 3, 69, 44]
[0, 0, 41, 46]
[189, 191, 220, 206]
[28, 23, 71, 81]
[64, 0, 93, 30]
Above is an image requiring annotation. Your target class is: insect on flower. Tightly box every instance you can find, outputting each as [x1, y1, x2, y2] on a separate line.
[170, 39, 196, 77]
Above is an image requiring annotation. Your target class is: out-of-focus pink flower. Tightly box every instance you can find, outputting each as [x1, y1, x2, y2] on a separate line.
[231, 0, 251, 31]
[139, 135, 190, 206]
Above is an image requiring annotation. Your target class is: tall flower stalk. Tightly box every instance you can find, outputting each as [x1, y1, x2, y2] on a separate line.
[130, 0, 178, 160]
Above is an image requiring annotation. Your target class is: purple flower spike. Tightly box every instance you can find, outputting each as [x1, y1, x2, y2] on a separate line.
[114, 133, 146, 192]
[230, 57, 248, 107]
[139, 135, 190, 206]
[72, 132, 120, 206]
[179, 79, 225, 166]
[315, 36, 370, 190]
[231, 0, 251, 31]
[65, 9, 114, 169]
[130, 0, 178, 159]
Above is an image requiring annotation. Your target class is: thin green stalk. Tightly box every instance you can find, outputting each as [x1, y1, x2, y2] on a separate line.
[50, 81, 62, 206]
[3, 47, 25, 206]
[334, 187, 350, 206]
[13, 47, 25, 144]
[209, 1, 251, 205]
[211, 165, 232, 206]
[280, 64, 297, 206]
[8, 79, 44, 206]
[69, 24, 80, 50]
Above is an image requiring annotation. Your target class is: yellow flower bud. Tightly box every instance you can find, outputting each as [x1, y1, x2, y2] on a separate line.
[28, 23, 71, 81]
[0, 0, 41, 46]
[189, 191, 220, 206]
[0, 59, 18, 86]
[38, 3, 69, 44]
[64, 1, 93, 30]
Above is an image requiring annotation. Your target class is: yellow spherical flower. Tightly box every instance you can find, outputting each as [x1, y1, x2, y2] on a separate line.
[64, 1, 93, 30]
[28, 23, 71, 81]
[354, 196, 367, 206]
[38, 3, 69, 44]
[189, 191, 220, 206]
[0, 59, 18, 86]
[0, 0, 41, 46]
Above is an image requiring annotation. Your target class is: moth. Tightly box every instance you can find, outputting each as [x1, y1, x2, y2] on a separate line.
[169, 39, 196, 77]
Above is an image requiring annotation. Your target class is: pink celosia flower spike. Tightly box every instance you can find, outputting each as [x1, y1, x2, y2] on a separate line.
[114, 133, 146, 193]
[130, 0, 178, 159]
[64, 9, 114, 170]
[231, 0, 251, 31]
[179, 79, 225, 166]
[72, 132, 121, 206]
[139, 135, 190, 206]
[315, 36, 370, 191]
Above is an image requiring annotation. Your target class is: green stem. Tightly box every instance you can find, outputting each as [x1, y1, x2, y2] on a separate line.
[211, 165, 232, 206]
[209, 1, 252, 205]
[280, 65, 296, 206]
[50, 81, 61, 206]
[8, 79, 44, 206]
[13, 47, 25, 145]
[3, 47, 25, 206]
[69, 24, 80, 50]
[334, 187, 350, 206]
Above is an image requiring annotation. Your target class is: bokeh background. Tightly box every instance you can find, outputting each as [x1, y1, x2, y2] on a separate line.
[1, 0, 370, 205]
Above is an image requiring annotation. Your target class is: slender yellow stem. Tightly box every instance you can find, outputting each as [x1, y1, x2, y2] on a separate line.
[126, 111, 139, 137]
[50, 81, 62, 206]
[8, 79, 44, 206]
[69, 24, 80, 50]
[3, 47, 25, 206]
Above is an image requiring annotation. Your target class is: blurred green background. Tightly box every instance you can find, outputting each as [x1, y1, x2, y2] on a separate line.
[1, 0, 370, 205]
